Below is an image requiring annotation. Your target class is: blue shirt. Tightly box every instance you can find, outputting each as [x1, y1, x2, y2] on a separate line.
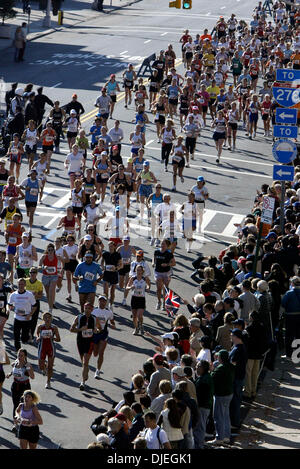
[281, 288, 300, 314]
[90, 125, 102, 145]
[74, 261, 103, 293]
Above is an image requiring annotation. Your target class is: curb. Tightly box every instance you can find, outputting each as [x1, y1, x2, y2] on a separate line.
[3, 0, 143, 49]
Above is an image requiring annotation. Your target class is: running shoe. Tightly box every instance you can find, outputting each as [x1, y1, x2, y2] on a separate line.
[164, 167, 168, 172]
[66, 296, 72, 303]
[45, 382, 51, 389]
[79, 382, 85, 390]
[139, 325, 144, 335]
[132, 328, 139, 335]
[181, 176, 184, 183]
[206, 439, 224, 446]
[171, 186, 176, 192]
[216, 158, 219, 164]
[156, 301, 161, 310]
[121, 298, 127, 306]
[94, 369, 101, 380]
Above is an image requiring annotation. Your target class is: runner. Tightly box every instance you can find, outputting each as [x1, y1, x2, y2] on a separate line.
[126, 265, 151, 336]
[123, 64, 137, 108]
[227, 101, 239, 151]
[117, 236, 136, 306]
[14, 390, 43, 449]
[22, 120, 39, 170]
[57, 206, 79, 242]
[15, 232, 37, 279]
[101, 241, 123, 311]
[183, 115, 200, 166]
[161, 119, 176, 172]
[94, 88, 112, 127]
[153, 239, 176, 311]
[91, 295, 116, 379]
[212, 110, 227, 163]
[49, 100, 66, 154]
[136, 161, 157, 221]
[152, 94, 166, 142]
[39, 243, 58, 314]
[65, 109, 80, 150]
[104, 74, 121, 118]
[71, 178, 86, 237]
[41, 122, 56, 171]
[8, 279, 36, 350]
[179, 191, 197, 253]
[70, 302, 96, 390]
[63, 234, 79, 304]
[146, 183, 163, 247]
[190, 176, 209, 234]
[25, 266, 43, 343]
[104, 205, 129, 246]
[64, 144, 84, 190]
[36, 312, 60, 389]
[5, 213, 24, 283]
[6, 133, 24, 183]
[0, 159, 9, 213]
[32, 152, 48, 203]
[73, 251, 103, 312]
[20, 169, 41, 232]
[0, 275, 13, 339]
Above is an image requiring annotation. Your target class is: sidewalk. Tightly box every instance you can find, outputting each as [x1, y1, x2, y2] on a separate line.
[234, 357, 300, 449]
[0, 0, 143, 51]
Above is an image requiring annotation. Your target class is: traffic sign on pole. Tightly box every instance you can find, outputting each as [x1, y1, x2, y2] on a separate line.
[273, 125, 298, 139]
[276, 69, 300, 82]
[272, 87, 300, 108]
[273, 164, 295, 181]
[275, 108, 298, 125]
[272, 139, 297, 164]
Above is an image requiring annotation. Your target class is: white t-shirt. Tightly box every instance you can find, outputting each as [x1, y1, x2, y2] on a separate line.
[92, 307, 113, 328]
[65, 152, 83, 173]
[197, 348, 211, 362]
[9, 290, 36, 321]
[191, 185, 208, 202]
[108, 127, 124, 144]
[143, 426, 169, 449]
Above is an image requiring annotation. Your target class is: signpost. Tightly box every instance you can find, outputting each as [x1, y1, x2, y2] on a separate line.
[272, 87, 300, 108]
[273, 164, 295, 182]
[272, 139, 297, 164]
[276, 69, 300, 82]
[275, 108, 298, 125]
[273, 125, 298, 139]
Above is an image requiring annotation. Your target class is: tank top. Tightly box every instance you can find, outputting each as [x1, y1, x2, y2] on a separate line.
[72, 188, 83, 208]
[214, 118, 226, 133]
[80, 243, 96, 260]
[67, 117, 78, 133]
[107, 81, 117, 95]
[140, 170, 153, 185]
[131, 133, 143, 150]
[83, 178, 95, 196]
[36, 160, 47, 179]
[151, 193, 163, 208]
[77, 314, 95, 340]
[12, 361, 30, 382]
[42, 255, 58, 276]
[85, 205, 98, 224]
[132, 278, 146, 297]
[24, 178, 39, 203]
[228, 109, 239, 123]
[18, 244, 33, 269]
[20, 404, 35, 423]
[7, 224, 22, 246]
[156, 103, 165, 114]
[119, 245, 132, 266]
[133, 157, 145, 173]
[163, 128, 174, 144]
[63, 243, 78, 260]
[42, 129, 55, 146]
[124, 70, 134, 83]
[39, 324, 55, 343]
[25, 129, 38, 148]
[63, 216, 76, 229]
[3, 206, 18, 228]
[97, 161, 110, 179]
[52, 108, 63, 125]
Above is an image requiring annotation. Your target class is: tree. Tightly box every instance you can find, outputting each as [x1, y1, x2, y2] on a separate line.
[0, 0, 17, 25]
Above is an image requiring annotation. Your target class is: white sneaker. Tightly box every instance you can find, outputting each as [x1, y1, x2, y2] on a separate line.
[122, 298, 127, 306]
[94, 369, 101, 379]
[207, 439, 224, 446]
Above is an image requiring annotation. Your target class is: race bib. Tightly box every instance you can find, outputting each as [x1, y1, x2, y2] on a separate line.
[46, 266, 56, 274]
[199, 98, 205, 104]
[123, 257, 130, 265]
[11, 148, 18, 155]
[155, 113, 160, 120]
[41, 330, 53, 338]
[84, 271, 94, 281]
[173, 156, 182, 163]
[84, 186, 93, 194]
[16, 309, 26, 316]
[6, 220, 13, 225]
[134, 288, 143, 297]
[82, 329, 93, 338]
[9, 237, 17, 244]
[13, 368, 23, 377]
[101, 173, 109, 179]
[21, 259, 30, 267]
[30, 188, 38, 196]
[125, 81, 132, 87]
[105, 265, 115, 272]
[100, 108, 107, 114]
[45, 135, 53, 142]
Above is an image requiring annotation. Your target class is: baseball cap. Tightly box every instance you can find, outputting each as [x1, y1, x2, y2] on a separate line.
[72, 93, 77, 98]
[84, 251, 94, 257]
[70, 109, 77, 115]
[0, 159, 6, 165]
[231, 328, 243, 339]
[161, 332, 175, 341]
[238, 256, 247, 264]
[112, 145, 119, 151]
[84, 235, 92, 241]
[197, 176, 204, 182]
[136, 250, 144, 256]
[115, 413, 127, 422]
[101, 151, 108, 156]
[29, 267, 38, 273]
[98, 295, 107, 300]
[266, 231, 277, 239]
[102, 87, 107, 92]
[192, 106, 198, 110]
[22, 232, 29, 238]
[123, 235, 130, 241]
[172, 366, 185, 377]
[115, 206, 120, 212]
[153, 353, 164, 365]
[143, 161, 150, 166]
[232, 319, 245, 327]
[212, 345, 223, 356]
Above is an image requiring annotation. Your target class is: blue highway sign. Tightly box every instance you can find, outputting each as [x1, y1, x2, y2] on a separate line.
[273, 125, 298, 139]
[275, 108, 298, 125]
[272, 139, 297, 164]
[273, 87, 300, 108]
[276, 69, 300, 82]
[273, 164, 295, 182]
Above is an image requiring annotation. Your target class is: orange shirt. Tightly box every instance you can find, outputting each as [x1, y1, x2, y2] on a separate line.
[42, 129, 56, 147]
[6, 223, 23, 246]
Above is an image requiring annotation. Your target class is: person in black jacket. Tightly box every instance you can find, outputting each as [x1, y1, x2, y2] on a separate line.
[244, 311, 268, 399]
[24, 92, 38, 125]
[194, 360, 214, 448]
[64, 94, 85, 121]
[34, 87, 54, 128]
[5, 83, 18, 116]
[128, 403, 145, 442]
[7, 107, 25, 137]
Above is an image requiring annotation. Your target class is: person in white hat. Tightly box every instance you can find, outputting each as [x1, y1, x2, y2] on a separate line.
[65, 109, 79, 150]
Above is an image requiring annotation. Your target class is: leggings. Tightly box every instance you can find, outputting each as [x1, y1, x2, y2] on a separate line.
[161, 143, 173, 167]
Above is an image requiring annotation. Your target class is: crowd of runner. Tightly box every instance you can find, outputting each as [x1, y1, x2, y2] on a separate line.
[0, 0, 300, 450]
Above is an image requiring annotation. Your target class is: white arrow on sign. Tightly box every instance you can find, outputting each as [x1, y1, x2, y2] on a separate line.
[276, 169, 292, 177]
[279, 111, 296, 119]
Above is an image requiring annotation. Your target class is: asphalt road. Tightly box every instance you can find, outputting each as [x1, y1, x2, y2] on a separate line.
[0, 0, 275, 449]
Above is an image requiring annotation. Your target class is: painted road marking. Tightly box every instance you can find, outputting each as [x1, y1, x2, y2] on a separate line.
[144, 40, 151, 44]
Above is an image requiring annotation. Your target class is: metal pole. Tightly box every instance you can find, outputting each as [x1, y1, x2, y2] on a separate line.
[43, 0, 51, 28]
[280, 180, 285, 234]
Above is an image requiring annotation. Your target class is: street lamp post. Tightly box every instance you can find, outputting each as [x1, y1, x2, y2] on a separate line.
[43, 0, 51, 28]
